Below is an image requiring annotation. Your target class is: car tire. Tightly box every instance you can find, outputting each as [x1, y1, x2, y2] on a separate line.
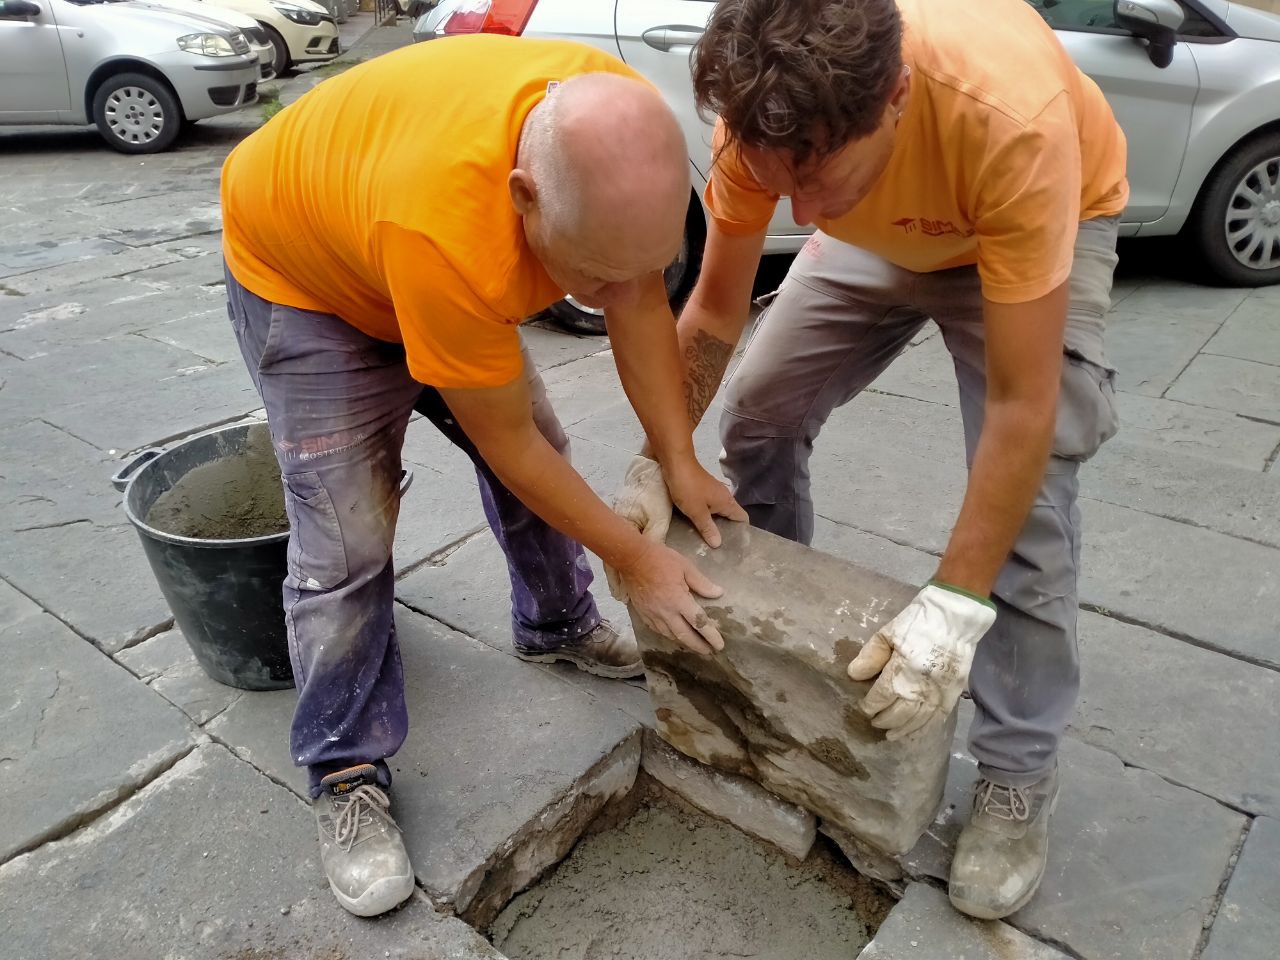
[545, 193, 707, 336]
[1188, 131, 1280, 287]
[261, 23, 291, 77]
[91, 73, 182, 155]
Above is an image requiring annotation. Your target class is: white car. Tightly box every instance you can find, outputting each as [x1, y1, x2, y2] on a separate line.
[136, 0, 276, 80]
[417, 0, 1280, 332]
[211, 0, 339, 76]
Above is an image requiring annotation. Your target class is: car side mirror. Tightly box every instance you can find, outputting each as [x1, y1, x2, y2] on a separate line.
[1114, 0, 1184, 68]
[0, 0, 42, 15]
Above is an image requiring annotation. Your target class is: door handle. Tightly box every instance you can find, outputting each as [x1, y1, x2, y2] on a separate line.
[641, 25, 705, 52]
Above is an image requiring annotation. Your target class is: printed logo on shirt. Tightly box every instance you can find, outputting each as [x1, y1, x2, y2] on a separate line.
[891, 217, 975, 239]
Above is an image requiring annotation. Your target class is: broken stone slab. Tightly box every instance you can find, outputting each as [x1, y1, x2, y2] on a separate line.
[641, 729, 816, 861]
[0, 744, 506, 960]
[208, 607, 642, 919]
[630, 516, 956, 858]
[0, 612, 195, 863]
[858, 883, 1071, 959]
[903, 716, 1246, 960]
[1201, 816, 1280, 960]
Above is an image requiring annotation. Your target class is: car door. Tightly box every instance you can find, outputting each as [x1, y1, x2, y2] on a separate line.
[0, 0, 72, 120]
[614, 0, 805, 238]
[1024, 0, 1200, 224]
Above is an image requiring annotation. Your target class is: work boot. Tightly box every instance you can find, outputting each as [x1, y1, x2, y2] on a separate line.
[513, 619, 644, 679]
[313, 764, 415, 917]
[948, 765, 1059, 920]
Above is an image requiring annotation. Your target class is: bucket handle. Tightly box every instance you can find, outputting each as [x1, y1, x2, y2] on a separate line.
[399, 468, 413, 497]
[111, 448, 164, 492]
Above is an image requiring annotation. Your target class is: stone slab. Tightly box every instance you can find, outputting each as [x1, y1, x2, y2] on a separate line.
[0, 418, 120, 529]
[393, 460, 488, 572]
[859, 883, 1071, 960]
[0, 579, 40, 631]
[1111, 391, 1280, 471]
[1, 243, 182, 296]
[903, 731, 1246, 960]
[520, 321, 610, 372]
[137, 305, 243, 365]
[1167, 353, 1280, 422]
[116, 627, 242, 725]
[0, 612, 195, 863]
[0, 744, 505, 960]
[811, 518, 937, 588]
[633, 517, 956, 857]
[539, 349, 627, 429]
[1078, 498, 1280, 668]
[641, 730, 816, 860]
[1073, 611, 1280, 816]
[0, 236, 125, 277]
[1204, 297, 1280, 368]
[869, 334, 961, 408]
[1105, 308, 1220, 397]
[1202, 816, 1280, 960]
[208, 608, 642, 913]
[1112, 279, 1250, 322]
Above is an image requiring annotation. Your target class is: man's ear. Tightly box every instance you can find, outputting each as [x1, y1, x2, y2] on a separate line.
[509, 168, 537, 215]
[889, 64, 911, 114]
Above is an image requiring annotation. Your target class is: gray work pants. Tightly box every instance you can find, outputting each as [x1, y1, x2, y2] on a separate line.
[721, 218, 1120, 785]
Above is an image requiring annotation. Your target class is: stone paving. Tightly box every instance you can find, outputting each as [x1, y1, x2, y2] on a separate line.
[2, 18, 1279, 960]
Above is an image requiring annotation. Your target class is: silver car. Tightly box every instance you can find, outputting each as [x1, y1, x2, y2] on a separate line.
[417, 0, 1280, 329]
[0, 0, 260, 153]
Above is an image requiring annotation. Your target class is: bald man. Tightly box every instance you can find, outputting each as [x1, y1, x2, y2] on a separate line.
[220, 35, 744, 917]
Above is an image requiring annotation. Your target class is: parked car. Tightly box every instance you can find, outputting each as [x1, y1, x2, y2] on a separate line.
[136, 0, 277, 80]
[0, 0, 259, 153]
[416, 0, 1280, 332]
[210, 0, 339, 76]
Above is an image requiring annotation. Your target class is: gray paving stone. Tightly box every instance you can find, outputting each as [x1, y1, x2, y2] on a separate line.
[117, 627, 242, 725]
[859, 883, 1070, 960]
[2, 243, 181, 295]
[869, 334, 960, 407]
[1079, 499, 1280, 668]
[136, 304, 242, 365]
[394, 460, 489, 571]
[0, 579, 40, 630]
[1204, 297, 1280, 368]
[1167, 353, 1280, 422]
[0, 612, 195, 863]
[89, 189, 222, 246]
[1202, 817, 1280, 960]
[1113, 279, 1250, 321]
[540, 349, 627, 428]
[208, 608, 642, 913]
[0, 418, 120, 530]
[1073, 611, 1280, 817]
[811, 518, 937, 587]
[521, 321, 609, 371]
[903, 733, 1246, 960]
[125, 249, 227, 288]
[1105, 308, 1220, 397]
[0, 237, 125, 277]
[0, 744, 505, 960]
[1112, 391, 1280, 471]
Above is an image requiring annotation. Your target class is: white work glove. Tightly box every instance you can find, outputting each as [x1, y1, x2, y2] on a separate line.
[846, 582, 997, 741]
[604, 455, 673, 603]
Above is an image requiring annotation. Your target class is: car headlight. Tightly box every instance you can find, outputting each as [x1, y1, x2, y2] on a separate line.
[270, 1, 323, 25]
[178, 33, 238, 57]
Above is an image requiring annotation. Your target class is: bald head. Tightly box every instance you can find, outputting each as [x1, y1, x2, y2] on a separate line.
[511, 73, 691, 307]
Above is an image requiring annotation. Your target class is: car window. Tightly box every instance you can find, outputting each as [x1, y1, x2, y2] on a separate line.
[1022, 0, 1221, 38]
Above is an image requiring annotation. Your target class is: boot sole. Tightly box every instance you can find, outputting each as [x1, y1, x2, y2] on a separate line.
[330, 871, 415, 918]
[514, 649, 645, 679]
[949, 786, 1059, 920]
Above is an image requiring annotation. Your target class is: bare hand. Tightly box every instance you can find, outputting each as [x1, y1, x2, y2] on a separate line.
[619, 540, 726, 655]
[663, 460, 748, 549]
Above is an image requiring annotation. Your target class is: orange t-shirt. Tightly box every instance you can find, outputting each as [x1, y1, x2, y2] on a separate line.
[705, 0, 1129, 304]
[222, 36, 638, 387]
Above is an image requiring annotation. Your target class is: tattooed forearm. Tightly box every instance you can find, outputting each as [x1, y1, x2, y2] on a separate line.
[682, 329, 735, 429]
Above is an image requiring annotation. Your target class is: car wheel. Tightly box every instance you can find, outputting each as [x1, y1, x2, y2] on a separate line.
[1189, 132, 1280, 287]
[91, 73, 182, 155]
[545, 194, 707, 336]
[261, 23, 290, 77]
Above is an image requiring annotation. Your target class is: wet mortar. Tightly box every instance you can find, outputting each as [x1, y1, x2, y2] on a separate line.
[490, 784, 891, 960]
[146, 429, 288, 540]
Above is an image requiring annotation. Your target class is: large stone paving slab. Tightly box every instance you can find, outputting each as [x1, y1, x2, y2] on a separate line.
[1202, 816, 1280, 960]
[903, 731, 1246, 960]
[633, 517, 956, 857]
[1167, 353, 1280, 422]
[859, 883, 1070, 959]
[1110, 391, 1280, 471]
[1, 242, 182, 296]
[116, 627, 243, 725]
[0, 744, 505, 960]
[0, 612, 195, 863]
[1203, 296, 1280, 368]
[208, 608, 642, 915]
[0, 579, 40, 630]
[1104, 308, 1221, 397]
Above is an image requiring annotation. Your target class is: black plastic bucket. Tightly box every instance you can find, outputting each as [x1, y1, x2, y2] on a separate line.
[112, 422, 413, 692]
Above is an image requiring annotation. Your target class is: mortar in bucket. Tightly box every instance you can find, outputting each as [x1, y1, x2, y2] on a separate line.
[112, 421, 411, 691]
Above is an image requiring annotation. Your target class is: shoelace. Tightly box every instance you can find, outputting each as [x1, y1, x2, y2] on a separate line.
[973, 779, 1031, 823]
[326, 784, 396, 852]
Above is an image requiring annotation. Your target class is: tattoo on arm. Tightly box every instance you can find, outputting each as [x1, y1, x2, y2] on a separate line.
[682, 329, 735, 429]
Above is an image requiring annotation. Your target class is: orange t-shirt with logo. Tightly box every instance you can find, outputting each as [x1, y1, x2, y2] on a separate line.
[221, 36, 638, 388]
[705, 0, 1129, 304]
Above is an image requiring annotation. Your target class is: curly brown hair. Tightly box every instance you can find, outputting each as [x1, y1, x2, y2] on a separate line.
[692, 0, 904, 170]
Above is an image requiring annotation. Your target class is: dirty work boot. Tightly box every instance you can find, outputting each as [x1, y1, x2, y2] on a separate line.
[513, 619, 644, 679]
[313, 764, 415, 917]
[948, 766, 1059, 920]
